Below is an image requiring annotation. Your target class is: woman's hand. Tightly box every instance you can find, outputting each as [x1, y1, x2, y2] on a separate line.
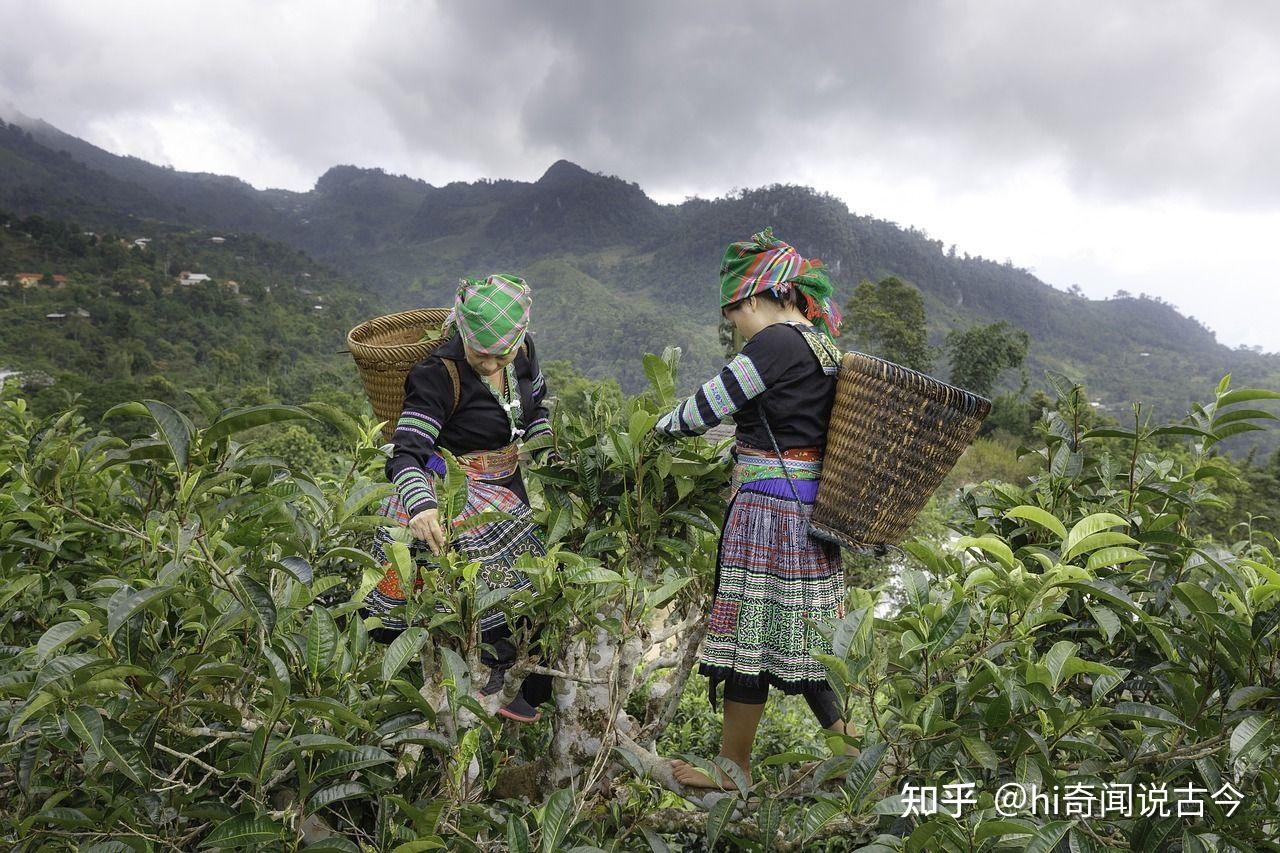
[408, 507, 447, 556]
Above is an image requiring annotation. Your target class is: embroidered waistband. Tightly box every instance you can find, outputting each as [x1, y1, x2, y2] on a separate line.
[732, 443, 823, 485]
[457, 442, 520, 481]
[735, 443, 823, 461]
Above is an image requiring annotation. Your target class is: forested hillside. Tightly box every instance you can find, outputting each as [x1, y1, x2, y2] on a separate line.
[0, 210, 376, 424]
[3, 112, 1279, 447]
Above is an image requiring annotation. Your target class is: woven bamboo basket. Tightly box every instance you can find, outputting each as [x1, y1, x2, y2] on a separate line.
[811, 352, 991, 551]
[347, 308, 451, 444]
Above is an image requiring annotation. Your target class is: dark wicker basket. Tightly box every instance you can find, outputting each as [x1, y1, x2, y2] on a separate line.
[347, 309, 451, 444]
[811, 352, 991, 551]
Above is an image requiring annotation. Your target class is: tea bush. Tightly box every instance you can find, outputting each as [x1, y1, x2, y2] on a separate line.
[1, 361, 1278, 851]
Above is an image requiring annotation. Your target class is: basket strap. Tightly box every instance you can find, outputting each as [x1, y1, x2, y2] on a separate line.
[760, 412, 806, 507]
[444, 360, 461, 417]
[437, 342, 519, 422]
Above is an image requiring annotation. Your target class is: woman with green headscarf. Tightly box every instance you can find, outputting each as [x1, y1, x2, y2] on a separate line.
[653, 227, 857, 788]
[363, 274, 557, 723]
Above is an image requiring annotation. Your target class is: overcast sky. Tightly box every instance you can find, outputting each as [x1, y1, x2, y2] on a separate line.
[2, 1, 1278, 352]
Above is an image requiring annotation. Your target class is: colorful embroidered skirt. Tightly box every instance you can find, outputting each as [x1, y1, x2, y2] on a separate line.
[364, 460, 544, 633]
[700, 446, 845, 694]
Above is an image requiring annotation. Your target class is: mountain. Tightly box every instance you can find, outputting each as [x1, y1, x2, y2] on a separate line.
[2, 112, 1278, 441]
[2, 108, 288, 233]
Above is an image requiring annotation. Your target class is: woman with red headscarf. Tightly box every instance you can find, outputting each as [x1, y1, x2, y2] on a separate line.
[654, 227, 856, 788]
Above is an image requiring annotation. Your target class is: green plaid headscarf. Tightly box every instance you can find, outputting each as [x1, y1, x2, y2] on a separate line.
[719, 226, 842, 338]
[449, 274, 532, 355]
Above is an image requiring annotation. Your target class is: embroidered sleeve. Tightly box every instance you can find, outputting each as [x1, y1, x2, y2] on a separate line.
[654, 351, 768, 436]
[385, 359, 451, 516]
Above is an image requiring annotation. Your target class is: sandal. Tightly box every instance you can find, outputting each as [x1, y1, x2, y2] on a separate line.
[496, 695, 542, 723]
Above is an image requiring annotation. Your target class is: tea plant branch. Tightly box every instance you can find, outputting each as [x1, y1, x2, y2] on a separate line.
[1075, 816, 1127, 849]
[176, 822, 213, 849]
[639, 619, 706, 743]
[851, 674, 910, 778]
[935, 627, 1016, 683]
[33, 828, 183, 852]
[649, 611, 701, 645]
[569, 631, 631, 825]
[174, 725, 252, 740]
[640, 807, 874, 851]
[1062, 732, 1229, 773]
[264, 760, 297, 794]
[154, 742, 226, 777]
[638, 652, 681, 681]
[528, 665, 611, 684]
[50, 499, 254, 616]
[615, 728, 683, 794]
[0, 731, 37, 751]
[1127, 405, 1142, 515]
[771, 758, 826, 799]
[152, 767, 217, 795]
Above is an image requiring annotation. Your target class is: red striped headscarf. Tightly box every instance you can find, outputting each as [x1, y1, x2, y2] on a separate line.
[719, 227, 842, 338]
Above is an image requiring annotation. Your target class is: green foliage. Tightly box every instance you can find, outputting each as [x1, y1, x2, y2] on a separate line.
[529, 346, 729, 567]
[540, 358, 623, 420]
[844, 276, 935, 373]
[251, 423, 335, 473]
[1, 352, 1279, 849]
[0, 389, 411, 848]
[942, 434, 1041, 493]
[945, 320, 1032, 398]
[0, 350, 731, 850]
[808, 374, 1280, 850]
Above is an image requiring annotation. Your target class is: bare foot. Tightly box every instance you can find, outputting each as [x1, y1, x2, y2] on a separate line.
[669, 757, 753, 790]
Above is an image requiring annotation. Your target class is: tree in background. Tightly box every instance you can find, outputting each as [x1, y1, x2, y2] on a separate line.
[252, 421, 333, 472]
[843, 276, 934, 372]
[718, 313, 740, 360]
[945, 319, 1031, 397]
[541, 358, 624, 417]
[257, 345, 284, 393]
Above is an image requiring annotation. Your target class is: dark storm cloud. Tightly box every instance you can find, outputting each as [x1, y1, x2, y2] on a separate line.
[501, 0, 1280, 207]
[1, 0, 1278, 206]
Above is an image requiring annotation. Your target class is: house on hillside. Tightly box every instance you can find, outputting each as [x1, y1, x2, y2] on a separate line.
[45, 313, 66, 320]
[133, 238, 151, 249]
[15, 273, 68, 288]
[210, 236, 226, 244]
[178, 272, 212, 286]
[222, 279, 240, 294]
